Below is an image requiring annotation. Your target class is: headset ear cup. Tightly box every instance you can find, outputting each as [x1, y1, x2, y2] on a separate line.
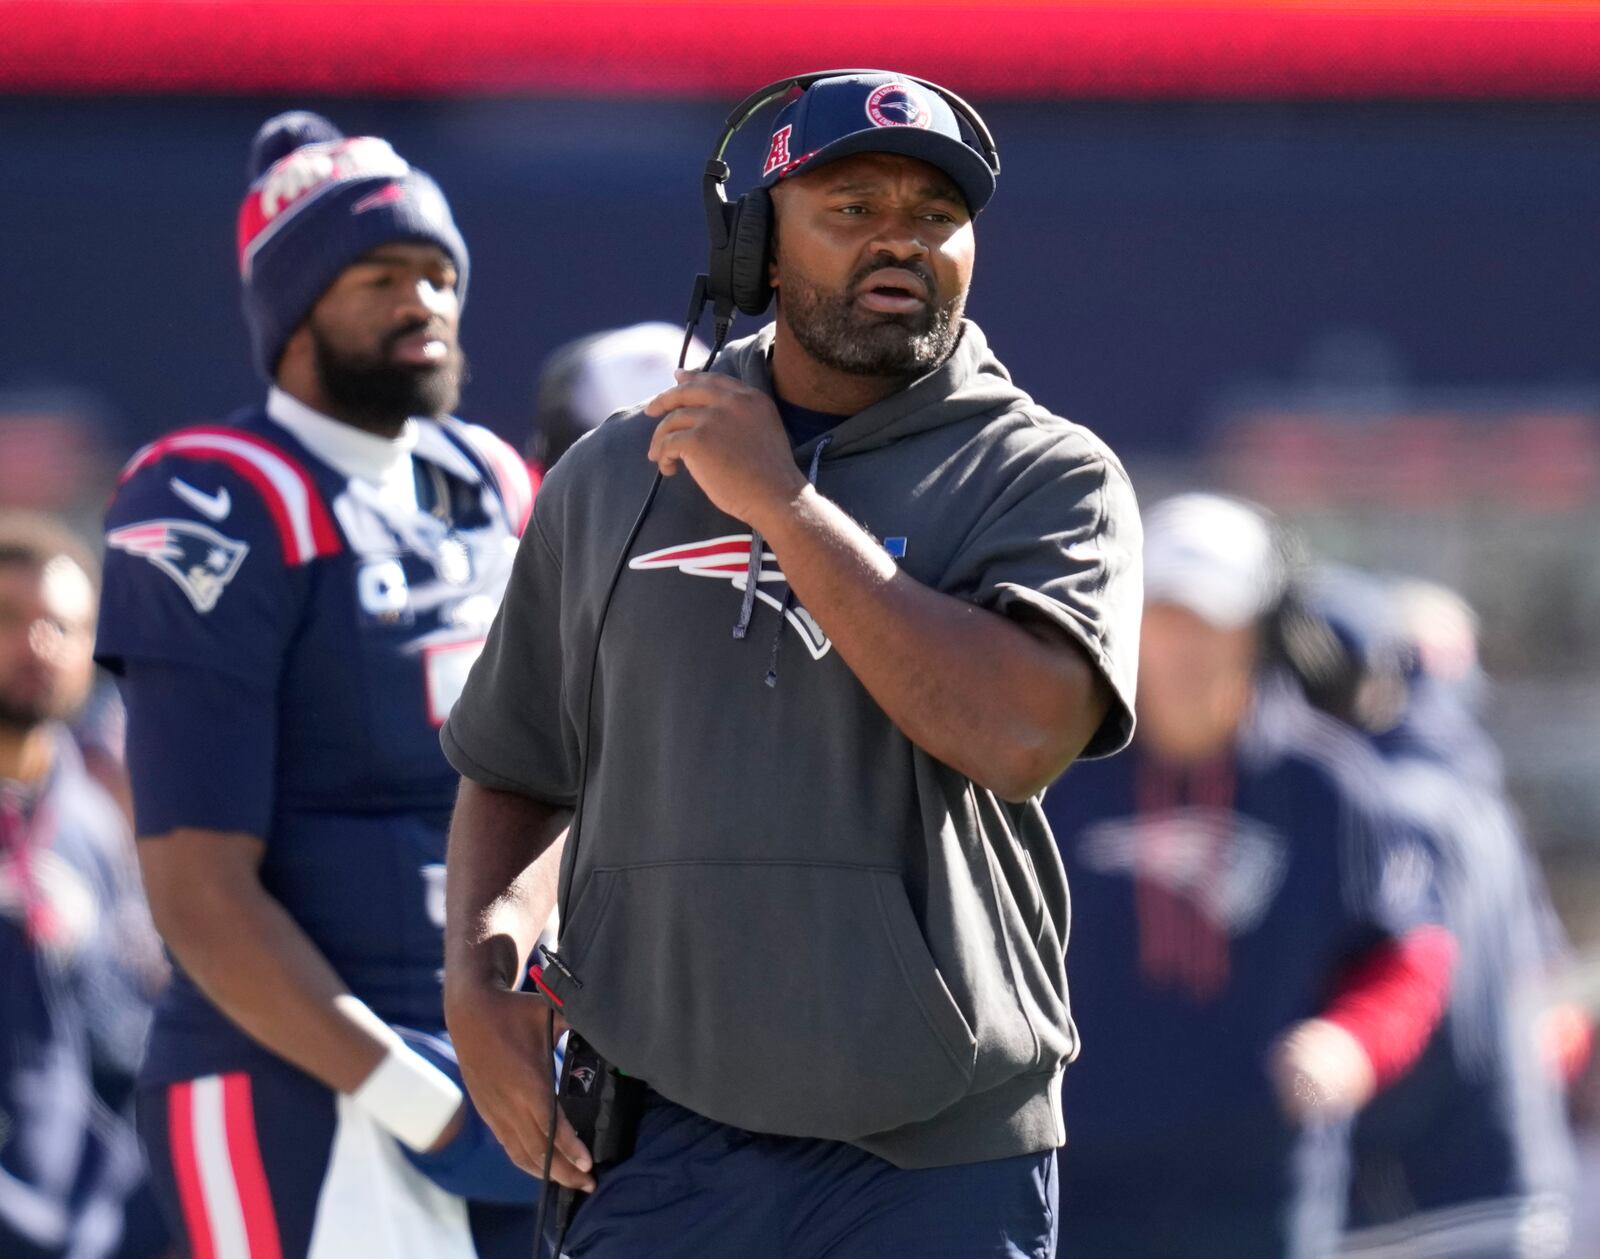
[727, 189, 774, 316]
[1270, 591, 1360, 723]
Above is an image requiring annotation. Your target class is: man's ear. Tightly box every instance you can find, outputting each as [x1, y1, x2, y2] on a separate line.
[274, 322, 315, 390]
[766, 190, 782, 290]
[281, 323, 311, 361]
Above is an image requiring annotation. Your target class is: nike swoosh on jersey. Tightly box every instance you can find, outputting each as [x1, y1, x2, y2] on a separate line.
[169, 477, 232, 521]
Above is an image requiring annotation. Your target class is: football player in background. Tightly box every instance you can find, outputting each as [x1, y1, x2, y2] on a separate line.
[1044, 494, 1456, 1259]
[1282, 568, 1579, 1259]
[95, 112, 537, 1259]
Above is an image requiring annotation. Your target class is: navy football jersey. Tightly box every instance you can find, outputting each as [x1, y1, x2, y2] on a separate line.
[1346, 680, 1576, 1242]
[1044, 680, 1440, 1182]
[95, 404, 531, 1084]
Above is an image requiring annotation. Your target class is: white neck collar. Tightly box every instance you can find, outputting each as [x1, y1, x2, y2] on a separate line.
[266, 387, 419, 511]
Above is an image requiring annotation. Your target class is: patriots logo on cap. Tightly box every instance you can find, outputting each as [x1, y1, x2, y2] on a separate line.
[865, 83, 933, 130]
[630, 534, 832, 660]
[107, 519, 249, 614]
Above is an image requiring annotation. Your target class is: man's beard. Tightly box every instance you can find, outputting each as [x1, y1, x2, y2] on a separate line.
[310, 320, 466, 431]
[0, 689, 57, 734]
[780, 258, 965, 378]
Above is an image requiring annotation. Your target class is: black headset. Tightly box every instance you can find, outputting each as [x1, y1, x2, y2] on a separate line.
[682, 69, 1002, 366]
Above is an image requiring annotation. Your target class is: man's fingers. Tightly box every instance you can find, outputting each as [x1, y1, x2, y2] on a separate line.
[643, 385, 698, 418]
[649, 416, 713, 476]
[499, 1119, 592, 1190]
[478, 1088, 595, 1190]
[643, 375, 737, 417]
[492, 1038, 595, 1178]
[549, 1102, 594, 1176]
[512, 1093, 596, 1190]
[646, 411, 700, 464]
[449, 994, 597, 1187]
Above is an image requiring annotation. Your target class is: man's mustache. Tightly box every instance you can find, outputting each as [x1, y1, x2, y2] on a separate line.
[851, 257, 937, 298]
[384, 319, 453, 358]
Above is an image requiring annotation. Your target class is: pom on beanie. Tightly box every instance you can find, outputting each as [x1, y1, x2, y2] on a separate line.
[247, 110, 345, 181]
[237, 111, 470, 378]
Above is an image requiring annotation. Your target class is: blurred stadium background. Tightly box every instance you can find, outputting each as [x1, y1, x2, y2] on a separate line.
[4, 0, 1600, 1244]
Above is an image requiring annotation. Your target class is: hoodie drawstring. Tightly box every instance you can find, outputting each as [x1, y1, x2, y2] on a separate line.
[732, 435, 832, 689]
[732, 540, 762, 641]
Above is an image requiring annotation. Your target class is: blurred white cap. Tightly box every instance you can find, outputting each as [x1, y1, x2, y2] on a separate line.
[567, 322, 702, 425]
[531, 320, 709, 467]
[1142, 493, 1284, 630]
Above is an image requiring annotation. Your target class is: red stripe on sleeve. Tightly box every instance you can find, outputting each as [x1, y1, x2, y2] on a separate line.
[1322, 924, 1457, 1090]
[206, 428, 342, 556]
[118, 426, 342, 563]
[461, 426, 534, 536]
[167, 1081, 218, 1259]
[221, 1074, 284, 1259]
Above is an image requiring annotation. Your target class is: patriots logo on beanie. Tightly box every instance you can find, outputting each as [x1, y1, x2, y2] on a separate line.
[236, 111, 470, 379]
[237, 134, 410, 278]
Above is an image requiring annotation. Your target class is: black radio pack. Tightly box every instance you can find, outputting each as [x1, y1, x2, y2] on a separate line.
[551, 1032, 649, 1243]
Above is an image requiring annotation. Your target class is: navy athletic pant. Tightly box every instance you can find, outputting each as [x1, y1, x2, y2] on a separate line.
[137, 1057, 536, 1259]
[551, 1091, 1057, 1258]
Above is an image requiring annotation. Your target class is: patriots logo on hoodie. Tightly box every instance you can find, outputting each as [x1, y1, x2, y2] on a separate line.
[630, 535, 833, 660]
[1078, 809, 1288, 936]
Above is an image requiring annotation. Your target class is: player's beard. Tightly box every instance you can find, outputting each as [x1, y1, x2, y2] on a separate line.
[310, 320, 468, 432]
[779, 257, 965, 379]
[0, 674, 64, 733]
[0, 697, 48, 732]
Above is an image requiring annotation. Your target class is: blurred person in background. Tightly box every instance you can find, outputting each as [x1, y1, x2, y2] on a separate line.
[0, 512, 168, 1259]
[525, 321, 708, 481]
[0, 393, 137, 822]
[94, 111, 538, 1259]
[1043, 493, 1454, 1259]
[0, 396, 120, 542]
[1279, 567, 1580, 1259]
[69, 672, 133, 826]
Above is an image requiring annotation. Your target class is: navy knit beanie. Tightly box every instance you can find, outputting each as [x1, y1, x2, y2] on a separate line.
[237, 111, 470, 378]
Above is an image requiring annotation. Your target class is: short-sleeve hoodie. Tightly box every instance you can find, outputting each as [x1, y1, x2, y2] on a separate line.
[443, 320, 1143, 1169]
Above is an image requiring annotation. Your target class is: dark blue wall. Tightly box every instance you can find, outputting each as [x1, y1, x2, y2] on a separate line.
[3, 97, 1597, 456]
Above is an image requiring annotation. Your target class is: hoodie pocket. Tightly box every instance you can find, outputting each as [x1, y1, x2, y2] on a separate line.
[548, 861, 977, 1142]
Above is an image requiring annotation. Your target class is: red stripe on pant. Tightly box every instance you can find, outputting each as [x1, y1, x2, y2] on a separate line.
[166, 1074, 284, 1259]
[223, 1074, 284, 1259]
[168, 1081, 217, 1259]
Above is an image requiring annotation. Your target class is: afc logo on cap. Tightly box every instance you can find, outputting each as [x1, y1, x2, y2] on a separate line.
[865, 83, 933, 130]
[762, 124, 794, 177]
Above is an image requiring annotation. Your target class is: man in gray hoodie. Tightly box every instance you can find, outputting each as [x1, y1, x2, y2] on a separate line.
[440, 71, 1143, 1257]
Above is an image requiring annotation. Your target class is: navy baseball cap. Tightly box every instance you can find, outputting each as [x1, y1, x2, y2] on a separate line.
[755, 72, 996, 213]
